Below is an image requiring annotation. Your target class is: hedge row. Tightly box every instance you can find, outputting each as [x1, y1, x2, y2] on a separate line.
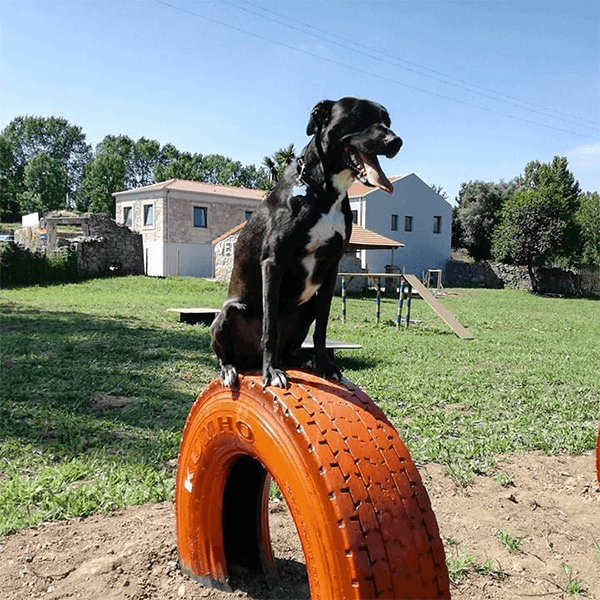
[0, 243, 79, 286]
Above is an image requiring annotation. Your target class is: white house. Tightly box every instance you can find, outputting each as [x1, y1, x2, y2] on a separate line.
[113, 179, 264, 277]
[349, 173, 452, 277]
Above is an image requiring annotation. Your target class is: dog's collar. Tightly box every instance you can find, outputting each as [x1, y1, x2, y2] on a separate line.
[296, 155, 331, 197]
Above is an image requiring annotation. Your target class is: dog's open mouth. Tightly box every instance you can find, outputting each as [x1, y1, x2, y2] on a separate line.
[345, 147, 394, 194]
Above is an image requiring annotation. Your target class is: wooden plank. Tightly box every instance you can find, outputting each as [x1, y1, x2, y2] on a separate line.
[301, 338, 362, 351]
[302, 338, 362, 361]
[167, 308, 220, 325]
[402, 274, 474, 340]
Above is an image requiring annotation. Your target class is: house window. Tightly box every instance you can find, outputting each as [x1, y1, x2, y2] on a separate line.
[123, 206, 132, 227]
[194, 206, 207, 228]
[143, 204, 154, 227]
[244, 211, 253, 221]
[405, 216, 413, 232]
[391, 214, 398, 231]
[433, 215, 442, 234]
[351, 210, 358, 224]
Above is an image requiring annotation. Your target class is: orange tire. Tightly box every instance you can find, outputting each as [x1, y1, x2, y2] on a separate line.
[175, 369, 450, 599]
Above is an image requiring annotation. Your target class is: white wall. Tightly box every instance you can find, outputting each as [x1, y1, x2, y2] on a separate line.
[166, 243, 213, 277]
[350, 173, 452, 277]
[143, 241, 165, 277]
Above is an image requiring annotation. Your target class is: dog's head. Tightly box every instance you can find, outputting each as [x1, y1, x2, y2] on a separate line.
[306, 97, 402, 193]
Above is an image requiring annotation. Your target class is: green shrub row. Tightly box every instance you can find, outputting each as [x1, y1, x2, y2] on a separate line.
[0, 243, 79, 286]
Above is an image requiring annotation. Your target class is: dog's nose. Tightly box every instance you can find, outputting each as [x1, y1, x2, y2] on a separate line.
[385, 134, 403, 159]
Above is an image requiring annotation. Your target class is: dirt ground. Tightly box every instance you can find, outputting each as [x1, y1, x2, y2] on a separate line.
[1, 453, 598, 600]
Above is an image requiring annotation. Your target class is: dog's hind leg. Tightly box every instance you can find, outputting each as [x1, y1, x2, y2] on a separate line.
[210, 299, 246, 388]
[312, 269, 342, 381]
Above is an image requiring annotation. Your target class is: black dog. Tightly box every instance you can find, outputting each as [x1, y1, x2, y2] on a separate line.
[211, 97, 402, 388]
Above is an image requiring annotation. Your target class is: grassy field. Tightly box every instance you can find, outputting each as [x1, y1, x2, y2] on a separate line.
[1, 276, 598, 535]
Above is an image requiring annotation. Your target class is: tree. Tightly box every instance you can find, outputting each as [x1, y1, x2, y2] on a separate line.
[516, 156, 581, 264]
[576, 191, 600, 266]
[0, 136, 19, 219]
[80, 153, 127, 215]
[131, 137, 161, 187]
[91, 134, 161, 190]
[18, 152, 69, 214]
[0, 116, 91, 212]
[454, 180, 515, 260]
[492, 188, 566, 292]
[154, 145, 205, 182]
[429, 184, 448, 200]
[451, 205, 463, 250]
[262, 144, 296, 188]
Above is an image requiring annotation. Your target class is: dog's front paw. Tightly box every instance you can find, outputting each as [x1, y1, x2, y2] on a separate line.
[220, 364, 239, 389]
[262, 366, 289, 389]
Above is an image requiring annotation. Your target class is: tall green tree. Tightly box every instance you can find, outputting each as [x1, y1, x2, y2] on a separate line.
[516, 156, 581, 264]
[154, 145, 205, 182]
[131, 137, 161, 187]
[576, 191, 600, 266]
[80, 153, 127, 215]
[453, 180, 515, 260]
[493, 189, 567, 292]
[93, 135, 160, 189]
[18, 152, 69, 214]
[0, 116, 91, 214]
[0, 136, 19, 219]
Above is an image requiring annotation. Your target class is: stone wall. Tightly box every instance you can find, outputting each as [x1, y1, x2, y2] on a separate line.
[444, 259, 600, 297]
[213, 229, 241, 281]
[16, 213, 144, 277]
[69, 214, 144, 276]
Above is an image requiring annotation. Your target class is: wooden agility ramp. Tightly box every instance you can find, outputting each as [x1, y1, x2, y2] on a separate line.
[403, 274, 474, 340]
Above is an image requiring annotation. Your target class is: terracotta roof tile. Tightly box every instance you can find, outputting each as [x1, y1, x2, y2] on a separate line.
[114, 179, 265, 200]
[348, 174, 408, 198]
[348, 223, 403, 249]
[212, 221, 403, 249]
[212, 221, 247, 245]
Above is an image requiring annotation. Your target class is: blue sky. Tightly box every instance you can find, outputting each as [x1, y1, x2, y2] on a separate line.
[1, 0, 598, 203]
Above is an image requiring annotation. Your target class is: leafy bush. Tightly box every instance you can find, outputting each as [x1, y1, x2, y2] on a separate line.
[0, 243, 78, 286]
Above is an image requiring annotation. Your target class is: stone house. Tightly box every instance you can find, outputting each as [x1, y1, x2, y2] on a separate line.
[113, 179, 264, 277]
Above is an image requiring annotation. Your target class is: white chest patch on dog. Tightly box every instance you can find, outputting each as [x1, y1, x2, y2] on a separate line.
[298, 195, 347, 305]
[305, 195, 346, 252]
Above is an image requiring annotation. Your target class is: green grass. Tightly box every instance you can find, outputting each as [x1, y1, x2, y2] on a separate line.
[1, 276, 599, 534]
[562, 563, 587, 597]
[493, 527, 524, 554]
[446, 550, 507, 584]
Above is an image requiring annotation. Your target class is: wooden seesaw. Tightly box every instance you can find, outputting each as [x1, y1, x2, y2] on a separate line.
[175, 369, 451, 599]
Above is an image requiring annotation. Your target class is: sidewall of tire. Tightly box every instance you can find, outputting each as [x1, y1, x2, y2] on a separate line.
[176, 377, 348, 598]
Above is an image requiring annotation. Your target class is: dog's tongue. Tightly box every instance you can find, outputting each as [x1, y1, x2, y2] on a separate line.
[359, 151, 394, 194]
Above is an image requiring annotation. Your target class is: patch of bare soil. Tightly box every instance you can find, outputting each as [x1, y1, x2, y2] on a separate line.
[1, 454, 598, 600]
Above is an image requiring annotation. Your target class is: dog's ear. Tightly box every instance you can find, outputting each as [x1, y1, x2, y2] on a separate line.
[306, 100, 334, 136]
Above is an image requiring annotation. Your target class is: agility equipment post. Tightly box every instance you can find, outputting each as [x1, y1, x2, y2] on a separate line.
[341, 275, 347, 322]
[176, 370, 450, 599]
[596, 423, 600, 486]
